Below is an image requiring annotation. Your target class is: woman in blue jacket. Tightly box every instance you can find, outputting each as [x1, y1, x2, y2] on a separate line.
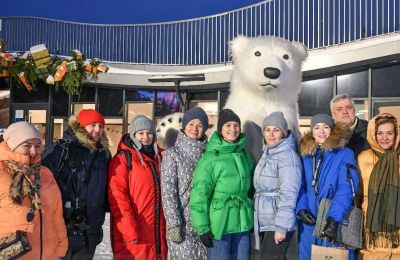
[296, 114, 359, 260]
[254, 112, 302, 260]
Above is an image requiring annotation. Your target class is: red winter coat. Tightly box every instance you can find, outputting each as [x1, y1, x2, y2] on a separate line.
[108, 135, 167, 260]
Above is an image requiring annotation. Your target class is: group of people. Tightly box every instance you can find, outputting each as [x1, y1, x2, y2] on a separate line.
[0, 93, 399, 260]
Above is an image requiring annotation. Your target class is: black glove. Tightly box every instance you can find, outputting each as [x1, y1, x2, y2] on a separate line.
[321, 217, 338, 242]
[298, 209, 316, 225]
[200, 232, 214, 248]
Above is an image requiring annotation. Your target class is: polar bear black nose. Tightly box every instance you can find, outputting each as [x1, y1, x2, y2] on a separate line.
[264, 67, 281, 79]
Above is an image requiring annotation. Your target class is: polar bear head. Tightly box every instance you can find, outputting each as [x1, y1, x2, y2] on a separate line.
[230, 35, 307, 100]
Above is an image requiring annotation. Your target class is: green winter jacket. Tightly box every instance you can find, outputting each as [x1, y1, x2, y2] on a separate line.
[189, 132, 254, 240]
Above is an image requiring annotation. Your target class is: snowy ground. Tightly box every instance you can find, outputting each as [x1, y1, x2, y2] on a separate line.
[94, 213, 113, 259]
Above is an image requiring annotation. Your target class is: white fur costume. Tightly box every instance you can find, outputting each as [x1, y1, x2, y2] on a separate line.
[224, 35, 308, 161]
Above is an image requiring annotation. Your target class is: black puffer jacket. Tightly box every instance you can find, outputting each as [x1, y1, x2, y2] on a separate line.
[42, 116, 111, 251]
[347, 117, 370, 157]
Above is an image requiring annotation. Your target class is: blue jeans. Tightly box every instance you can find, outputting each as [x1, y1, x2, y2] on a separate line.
[207, 231, 250, 260]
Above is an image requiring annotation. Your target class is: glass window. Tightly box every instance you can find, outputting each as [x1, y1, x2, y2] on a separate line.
[52, 88, 69, 117]
[354, 100, 369, 120]
[12, 81, 49, 103]
[0, 78, 9, 90]
[187, 92, 218, 101]
[299, 78, 333, 116]
[28, 109, 47, 149]
[372, 64, 400, 97]
[104, 118, 123, 156]
[98, 88, 123, 117]
[126, 90, 154, 102]
[155, 92, 182, 118]
[219, 90, 230, 110]
[52, 118, 66, 142]
[72, 103, 95, 115]
[337, 70, 368, 98]
[0, 91, 10, 128]
[72, 85, 96, 102]
[126, 103, 153, 123]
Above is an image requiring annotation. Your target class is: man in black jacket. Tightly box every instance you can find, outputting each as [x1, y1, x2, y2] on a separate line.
[330, 94, 370, 157]
[42, 109, 111, 260]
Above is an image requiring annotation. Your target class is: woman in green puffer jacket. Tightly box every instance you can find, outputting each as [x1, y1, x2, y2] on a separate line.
[190, 109, 254, 260]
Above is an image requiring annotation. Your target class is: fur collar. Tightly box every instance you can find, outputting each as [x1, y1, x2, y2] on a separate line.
[68, 116, 110, 150]
[299, 123, 349, 156]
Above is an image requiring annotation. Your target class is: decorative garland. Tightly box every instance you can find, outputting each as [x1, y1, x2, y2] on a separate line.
[0, 43, 108, 96]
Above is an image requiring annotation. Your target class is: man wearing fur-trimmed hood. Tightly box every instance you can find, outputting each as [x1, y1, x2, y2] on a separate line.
[42, 109, 111, 260]
[296, 114, 359, 260]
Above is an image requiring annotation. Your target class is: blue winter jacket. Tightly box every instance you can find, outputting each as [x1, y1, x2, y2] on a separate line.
[42, 117, 111, 251]
[253, 132, 302, 249]
[296, 124, 359, 260]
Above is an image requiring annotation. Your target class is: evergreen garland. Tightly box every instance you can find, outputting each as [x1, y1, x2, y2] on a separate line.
[0, 48, 107, 95]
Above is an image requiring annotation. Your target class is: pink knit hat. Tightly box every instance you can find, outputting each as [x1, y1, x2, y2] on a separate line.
[3, 121, 41, 150]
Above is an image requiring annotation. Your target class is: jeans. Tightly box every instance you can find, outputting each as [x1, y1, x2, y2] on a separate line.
[207, 231, 250, 260]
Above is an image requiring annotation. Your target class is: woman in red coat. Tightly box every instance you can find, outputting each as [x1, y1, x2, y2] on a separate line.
[108, 115, 167, 260]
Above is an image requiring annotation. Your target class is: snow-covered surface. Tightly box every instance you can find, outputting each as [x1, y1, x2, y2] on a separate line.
[94, 213, 113, 259]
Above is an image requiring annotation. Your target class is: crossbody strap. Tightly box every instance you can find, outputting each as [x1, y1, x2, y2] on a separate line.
[345, 163, 357, 206]
[312, 151, 325, 198]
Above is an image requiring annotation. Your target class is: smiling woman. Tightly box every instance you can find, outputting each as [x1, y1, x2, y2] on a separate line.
[297, 114, 359, 260]
[357, 113, 400, 259]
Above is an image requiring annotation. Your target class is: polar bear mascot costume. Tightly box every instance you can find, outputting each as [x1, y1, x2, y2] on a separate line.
[224, 35, 308, 162]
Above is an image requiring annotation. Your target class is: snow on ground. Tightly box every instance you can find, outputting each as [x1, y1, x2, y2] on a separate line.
[94, 213, 113, 259]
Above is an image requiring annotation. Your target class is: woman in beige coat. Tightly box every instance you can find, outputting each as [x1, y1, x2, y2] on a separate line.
[358, 113, 400, 259]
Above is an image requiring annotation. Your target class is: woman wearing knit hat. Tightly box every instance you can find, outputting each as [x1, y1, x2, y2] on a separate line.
[161, 107, 209, 260]
[42, 109, 110, 260]
[253, 111, 302, 259]
[108, 115, 167, 260]
[190, 108, 254, 260]
[296, 114, 359, 260]
[0, 121, 67, 259]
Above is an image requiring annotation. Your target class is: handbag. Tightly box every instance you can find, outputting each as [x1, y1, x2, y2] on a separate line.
[311, 244, 349, 260]
[313, 163, 363, 249]
[0, 230, 32, 259]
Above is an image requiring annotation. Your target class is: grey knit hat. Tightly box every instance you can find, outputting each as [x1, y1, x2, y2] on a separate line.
[310, 114, 335, 130]
[182, 107, 209, 132]
[262, 111, 288, 137]
[129, 115, 156, 141]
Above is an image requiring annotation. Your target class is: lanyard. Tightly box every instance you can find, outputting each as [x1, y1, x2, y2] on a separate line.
[312, 150, 325, 197]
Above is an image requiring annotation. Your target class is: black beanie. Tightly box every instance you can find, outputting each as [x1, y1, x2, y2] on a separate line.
[217, 109, 241, 132]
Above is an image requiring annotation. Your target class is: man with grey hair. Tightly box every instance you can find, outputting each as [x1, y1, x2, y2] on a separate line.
[330, 94, 370, 156]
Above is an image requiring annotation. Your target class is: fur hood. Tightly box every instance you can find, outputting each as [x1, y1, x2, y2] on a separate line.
[68, 115, 110, 150]
[299, 123, 349, 156]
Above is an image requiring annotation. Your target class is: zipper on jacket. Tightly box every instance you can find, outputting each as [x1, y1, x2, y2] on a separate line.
[148, 161, 162, 260]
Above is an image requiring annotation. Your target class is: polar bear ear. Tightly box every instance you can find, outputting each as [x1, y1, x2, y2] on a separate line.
[292, 41, 308, 61]
[230, 35, 250, 58]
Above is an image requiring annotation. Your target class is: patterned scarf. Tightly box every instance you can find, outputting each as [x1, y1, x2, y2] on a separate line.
[3, 160, 41, 210]
[365, 149, 400, 247]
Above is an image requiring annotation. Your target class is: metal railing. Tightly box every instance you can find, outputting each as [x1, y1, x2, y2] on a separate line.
[1, 0, 399, 65]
